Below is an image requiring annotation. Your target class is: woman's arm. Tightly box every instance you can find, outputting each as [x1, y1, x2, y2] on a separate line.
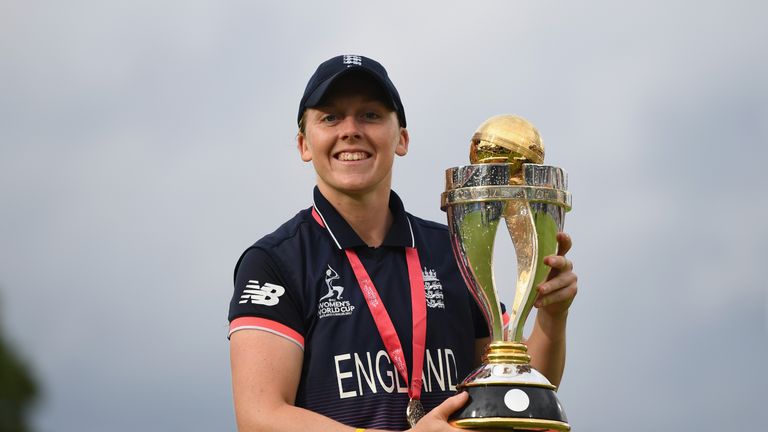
[230, 330, 359, 432]
[526, 232, 578, 387]
[230, 330, 468, 432]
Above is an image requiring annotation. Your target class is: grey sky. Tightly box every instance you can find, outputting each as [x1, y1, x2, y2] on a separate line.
[1, 1, 766, 431]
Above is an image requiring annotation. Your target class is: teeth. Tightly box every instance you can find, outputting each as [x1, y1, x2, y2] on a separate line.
[338, 152, 369, 161]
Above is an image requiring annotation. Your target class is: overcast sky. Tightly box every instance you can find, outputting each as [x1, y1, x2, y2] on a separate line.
[1, 1, 766, 431]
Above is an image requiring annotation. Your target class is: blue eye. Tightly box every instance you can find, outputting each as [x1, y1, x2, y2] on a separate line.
[363, 111, 381, 120]
[322, 114, 338, 123]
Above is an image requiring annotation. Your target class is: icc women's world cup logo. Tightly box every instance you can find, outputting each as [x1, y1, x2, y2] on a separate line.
[318, 265, 355, 318]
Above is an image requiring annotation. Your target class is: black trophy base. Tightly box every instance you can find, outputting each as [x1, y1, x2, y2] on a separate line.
[448, 384, 570, 431]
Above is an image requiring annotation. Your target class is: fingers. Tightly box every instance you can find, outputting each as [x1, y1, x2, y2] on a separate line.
[537, 232, 577, 311]
[544, 231, 573, 270]
[535, 275, 577, 308]
[543, 232, 574, 280]
[538, 271, 577, 297]
[427, 391, 468, 421]
[544, 255, 573, 272]
[410, 392, 468, 431]
[556, 232, 572, 256]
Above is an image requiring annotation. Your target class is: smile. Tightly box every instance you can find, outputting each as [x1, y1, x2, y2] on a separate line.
[336, 151, 371, 161]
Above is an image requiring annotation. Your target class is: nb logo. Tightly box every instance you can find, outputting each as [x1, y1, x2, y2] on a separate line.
[240, 280, 285, 306]
[343, 55, 362, 67]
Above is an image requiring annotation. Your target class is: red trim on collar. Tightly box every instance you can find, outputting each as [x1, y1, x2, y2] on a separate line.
[311, 207, 325, 227]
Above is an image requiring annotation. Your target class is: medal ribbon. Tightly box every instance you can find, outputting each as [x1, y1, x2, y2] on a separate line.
[345, 247, 426, 401]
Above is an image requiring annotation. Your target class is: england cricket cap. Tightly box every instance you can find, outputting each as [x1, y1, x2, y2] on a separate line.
[298, 55, 407, 127]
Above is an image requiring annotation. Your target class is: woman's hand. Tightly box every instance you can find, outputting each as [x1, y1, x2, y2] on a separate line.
[526, 231, 577, 386]
[534, 232, 578, 318]
[409, 392, 468, 431]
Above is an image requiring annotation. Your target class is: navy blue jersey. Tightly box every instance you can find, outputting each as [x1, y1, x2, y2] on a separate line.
[229, 187, 489, 431]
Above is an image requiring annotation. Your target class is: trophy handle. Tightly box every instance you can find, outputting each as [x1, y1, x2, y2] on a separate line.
[504, 200, 537, 342]
[447, 201, 505, 341]
[504, 202, 562, 342]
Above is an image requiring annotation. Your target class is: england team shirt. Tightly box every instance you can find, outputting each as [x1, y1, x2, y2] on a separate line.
[229, 187, 488, 430]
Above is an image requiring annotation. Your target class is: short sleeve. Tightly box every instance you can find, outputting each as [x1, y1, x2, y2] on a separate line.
[228, 247, 305, 349]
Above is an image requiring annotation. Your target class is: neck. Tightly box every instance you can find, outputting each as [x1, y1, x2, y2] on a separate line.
[319, 184, 393, 248]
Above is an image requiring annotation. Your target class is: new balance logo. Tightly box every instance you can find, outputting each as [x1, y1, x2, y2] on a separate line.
[343, 55, 362, 67]
[239, 280, 285, 306]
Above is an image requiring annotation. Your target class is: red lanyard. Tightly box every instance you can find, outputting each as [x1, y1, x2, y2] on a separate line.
[344, 247, 427, 402]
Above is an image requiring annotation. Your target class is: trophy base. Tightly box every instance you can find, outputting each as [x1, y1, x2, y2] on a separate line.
[449, 343, 569, 432]
[449, 384, 570, 431]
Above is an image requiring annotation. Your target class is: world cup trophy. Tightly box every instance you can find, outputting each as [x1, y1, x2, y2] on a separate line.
[441, 115, 572, 431]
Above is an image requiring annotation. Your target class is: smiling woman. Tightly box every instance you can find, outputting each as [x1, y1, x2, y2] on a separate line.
[227, 55, 578, 432]
[298, 74, 409, 210]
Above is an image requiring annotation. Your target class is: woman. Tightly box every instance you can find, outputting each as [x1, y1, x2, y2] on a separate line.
[228, 55, 578, 432]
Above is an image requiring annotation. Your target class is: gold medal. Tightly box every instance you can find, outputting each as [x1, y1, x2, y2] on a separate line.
[406, 398, 425, 427]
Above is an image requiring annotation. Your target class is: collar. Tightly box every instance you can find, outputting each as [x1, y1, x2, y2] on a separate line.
[311, 186, 415, 250]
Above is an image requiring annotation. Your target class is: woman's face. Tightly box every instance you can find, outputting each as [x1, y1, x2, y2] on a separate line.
[297, 75, 409, 199]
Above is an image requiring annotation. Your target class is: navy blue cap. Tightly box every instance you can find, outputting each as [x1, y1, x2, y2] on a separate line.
[297, 55, 406, 127]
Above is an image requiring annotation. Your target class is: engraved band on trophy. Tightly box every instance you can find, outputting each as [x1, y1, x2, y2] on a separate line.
[441, 115, 572, 431]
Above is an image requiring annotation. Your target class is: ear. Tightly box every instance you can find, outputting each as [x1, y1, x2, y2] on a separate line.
[395, 127, 409, 156]
[297, 133, 313, 162]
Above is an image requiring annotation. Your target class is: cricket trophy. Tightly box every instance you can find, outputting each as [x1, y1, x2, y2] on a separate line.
[441, 115, 572, 431]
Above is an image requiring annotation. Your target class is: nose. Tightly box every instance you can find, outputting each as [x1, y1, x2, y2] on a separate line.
[338, 116, 362, 140]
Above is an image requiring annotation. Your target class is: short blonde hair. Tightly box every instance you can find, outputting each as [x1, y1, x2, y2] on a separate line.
[298, 113, 306, 135]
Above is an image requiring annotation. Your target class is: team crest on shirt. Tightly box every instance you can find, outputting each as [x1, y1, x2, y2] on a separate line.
[318, 265, 356, 318]
[423, 268, 445, 309]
